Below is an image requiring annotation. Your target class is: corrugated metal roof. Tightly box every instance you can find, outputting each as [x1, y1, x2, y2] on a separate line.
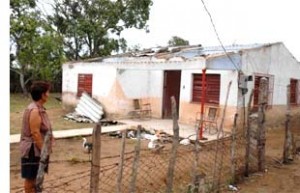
[74, 42, 281, 64]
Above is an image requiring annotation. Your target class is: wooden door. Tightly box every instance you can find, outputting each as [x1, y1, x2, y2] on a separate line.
[162, 71, 181, 118]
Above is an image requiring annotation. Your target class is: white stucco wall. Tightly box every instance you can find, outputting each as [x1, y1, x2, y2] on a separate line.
[62, 62, 116, 97]
[241, 43, 300, 105]
[117, 69, 163, 98]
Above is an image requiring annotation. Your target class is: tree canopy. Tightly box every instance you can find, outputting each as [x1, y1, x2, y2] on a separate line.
[168, 36, 190, 46]
[10, 0, 65, 94]
[10, 0, 153, 93]
[49, 0, 153, 60]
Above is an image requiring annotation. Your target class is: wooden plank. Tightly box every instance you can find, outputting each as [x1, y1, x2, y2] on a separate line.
[36, 131, 52, 193]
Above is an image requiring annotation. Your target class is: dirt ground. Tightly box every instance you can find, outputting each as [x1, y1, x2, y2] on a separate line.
[233, 114, 300, 193]
[10, 112, 300, 193]
[214, 112, 300, 193]
[10, 107, 95, 134]
[10, 134, 150, 192]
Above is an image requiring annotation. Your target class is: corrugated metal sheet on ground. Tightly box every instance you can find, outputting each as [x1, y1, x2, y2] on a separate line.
[75, 92, 104, 122]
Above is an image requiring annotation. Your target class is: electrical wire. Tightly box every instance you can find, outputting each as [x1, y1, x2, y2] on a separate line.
[200, 0, 241, 72]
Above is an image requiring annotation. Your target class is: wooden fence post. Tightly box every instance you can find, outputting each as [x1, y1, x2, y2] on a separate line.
[116, 130, 127, 193]
[257, 77, 268, 172]
[192, 114, 201, 192]
[213, 81, 231, 192]
[36, 130, 52, 193]
[90, 122, 102, 193]
[230, 113, 238, 184]
[244, 89, 254, 177]
[283, 85, 292, 163]
[129, 126, 141, 193]
[166, 96, 180, 193]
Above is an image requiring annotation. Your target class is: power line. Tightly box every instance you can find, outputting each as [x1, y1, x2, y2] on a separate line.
[200, 0, 241, 72]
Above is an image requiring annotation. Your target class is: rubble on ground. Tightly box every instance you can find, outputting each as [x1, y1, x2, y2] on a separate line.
[64, 112, 119, 126]
[64, 112, 94, 123]
[107, 127, 194, 151]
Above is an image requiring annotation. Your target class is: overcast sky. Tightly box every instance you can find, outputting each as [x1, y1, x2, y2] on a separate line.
[1, 0, 300, 190]
[121, 0, 300, 61]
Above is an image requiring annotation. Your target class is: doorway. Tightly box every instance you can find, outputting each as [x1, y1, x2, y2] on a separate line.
[162, 70, 181, 119]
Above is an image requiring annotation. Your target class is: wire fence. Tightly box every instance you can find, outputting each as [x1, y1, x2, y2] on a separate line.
[11, 132, 249, 192]
[10, 94, 300, 193]
[11, 123, 300, 193]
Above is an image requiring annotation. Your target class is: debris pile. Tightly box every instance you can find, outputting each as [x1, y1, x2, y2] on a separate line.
[64, 92, 104, 123]
[64, 112, 119, 126]
[108, 127, 173, 150]
[75, 92, 104, 122]
[64, 112, 94, 123]
[109, 128, 170, 140]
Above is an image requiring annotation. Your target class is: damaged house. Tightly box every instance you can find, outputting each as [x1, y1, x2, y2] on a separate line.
[62, 42, 300, 131]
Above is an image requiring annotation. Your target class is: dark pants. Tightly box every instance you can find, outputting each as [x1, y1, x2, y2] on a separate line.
[21, 144, 40, 179]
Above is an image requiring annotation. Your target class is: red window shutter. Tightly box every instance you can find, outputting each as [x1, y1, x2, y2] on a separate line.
[297, 80, 300, 105]
[290, 79, 297, 104]
[192, 74, 220, 104]
[77, 74, 93, 97]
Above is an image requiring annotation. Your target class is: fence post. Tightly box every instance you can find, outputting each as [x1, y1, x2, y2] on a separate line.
[230, 113, 238, 184]
[213, 81, 231, 192]
[257, 77, 268, 172]
[116, 130, 127, 193]
[283, 85, 293, 163]
[90, 122, 102, 193]
[129, 126, 141, 193]
[36, 130, 52, 193]
[192, 114, 201, 192]
[244, 89, 254, 177]
[166, 96, 180, 193]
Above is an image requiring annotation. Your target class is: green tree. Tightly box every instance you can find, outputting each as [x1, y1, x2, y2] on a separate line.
[168, 36, 190, 46]
[10, 0, 65, 94]
[49, 0, 153, 60]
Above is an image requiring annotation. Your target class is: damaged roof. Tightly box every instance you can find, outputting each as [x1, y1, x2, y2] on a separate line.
[77, 42, 282, 63]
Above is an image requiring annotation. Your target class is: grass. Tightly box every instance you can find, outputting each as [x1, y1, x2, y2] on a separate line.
[10, 93, 95, 134]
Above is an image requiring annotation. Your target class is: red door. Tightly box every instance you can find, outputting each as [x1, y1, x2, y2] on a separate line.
[162, 71, 181, 119]
[290, 79, 297, 105]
